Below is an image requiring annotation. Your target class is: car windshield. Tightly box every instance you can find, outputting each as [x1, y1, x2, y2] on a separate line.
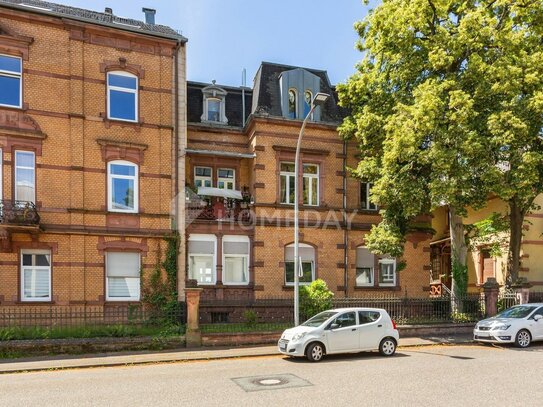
[495, 305, 537, 319]
[301, 311, 338, 327]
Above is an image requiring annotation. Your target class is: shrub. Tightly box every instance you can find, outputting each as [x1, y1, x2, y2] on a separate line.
[243, 310, 258, 327]
[299, 279, 334, 320]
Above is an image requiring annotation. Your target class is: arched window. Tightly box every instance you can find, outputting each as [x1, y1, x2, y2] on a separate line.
[288, 88, 297, 119]
[107, 160, 138, 213]
[304, 90, 312, 117]
[284, 243, 315, 285]
[107, 71, 138, 122]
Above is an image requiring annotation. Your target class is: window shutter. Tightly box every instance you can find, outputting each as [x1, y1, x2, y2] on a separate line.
[356, 247, 374, 268]
[188, 240, 215, 254]
[106, 252, 140, 277]
[224, 241, 249, 255]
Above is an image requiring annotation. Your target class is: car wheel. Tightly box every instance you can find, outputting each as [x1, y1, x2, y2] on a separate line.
[515, 329, 531, 348]
[306, 342, 325, 362]
[379, 338, 397, 356]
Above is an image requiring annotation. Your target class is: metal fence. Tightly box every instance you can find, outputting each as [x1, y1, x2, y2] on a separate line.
[0, 305, 185, 333]
[199, 294, 486, 332]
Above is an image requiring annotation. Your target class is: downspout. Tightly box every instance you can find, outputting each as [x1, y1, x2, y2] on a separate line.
[343, 139, 348, 297]
[172, 40, 181, 301]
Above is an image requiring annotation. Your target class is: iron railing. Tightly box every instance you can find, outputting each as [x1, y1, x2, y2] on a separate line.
[0, 200, 40, 225]
[0, 306, 185, 340]
[199, 294, 486, 332]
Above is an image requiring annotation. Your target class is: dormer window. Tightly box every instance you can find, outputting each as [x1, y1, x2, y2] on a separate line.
[207, 98, 221, 122]
[288, 89, 297, 119]
[279, 68, 322, 121]
[201, 81, 228, 124]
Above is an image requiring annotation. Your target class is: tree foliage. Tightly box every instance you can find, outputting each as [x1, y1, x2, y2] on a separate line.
[299, 279, 334, 319]
[338, 0, 543, 286]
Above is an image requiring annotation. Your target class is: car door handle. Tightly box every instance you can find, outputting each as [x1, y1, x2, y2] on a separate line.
[351, 328, 357, 331]
[378, 325, 383, 327]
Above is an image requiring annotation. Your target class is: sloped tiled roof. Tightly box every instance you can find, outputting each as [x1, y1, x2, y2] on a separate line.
[0, 0, 186, 42]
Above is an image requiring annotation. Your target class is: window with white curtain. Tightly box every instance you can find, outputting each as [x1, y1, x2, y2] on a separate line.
[378, 258, 397, 286]
[284, 243, 315, 285]
[223, 235, 249, 285]
[106, 252, 141, 301]
[356, 247, 375, 286]
[15, 150, 35, 203]
[188, 234, 216, 284]
[21, 250, 51, 301]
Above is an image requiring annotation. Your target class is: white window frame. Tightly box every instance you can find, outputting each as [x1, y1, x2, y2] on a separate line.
[107, 71, 138, 123]
[107, 160, 139, 214]
[0, 148, 3, 200]
[0, 54, 22, 109]
[206, 97, 222, 122]
[361, 182, 377, 211]
[280, 162, 296, 205]
[14, 150, 35, 203]
[105, 252, 141, 301]
[194, 166, 212, 188]
[355, 246, 375, 287]
[20, 249, 51, 302]
[217, 168, 235, 190]
[303, 164, 319, 206]
[378, 258, 397, 287]
[284, 243, 315, 286]
[222, 235, 250, 286]
[188, 234, 217, 285]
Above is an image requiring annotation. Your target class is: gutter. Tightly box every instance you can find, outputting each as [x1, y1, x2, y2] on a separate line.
[185, 149, 256, 159]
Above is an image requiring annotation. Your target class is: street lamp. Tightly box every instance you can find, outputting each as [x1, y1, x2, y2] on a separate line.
[294, 92, 330, 326]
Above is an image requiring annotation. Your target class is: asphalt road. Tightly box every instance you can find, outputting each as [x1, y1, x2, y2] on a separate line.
[1, 344, 541, 407]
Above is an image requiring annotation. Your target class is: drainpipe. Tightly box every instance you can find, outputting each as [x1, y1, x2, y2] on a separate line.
[343, 139, 348, 297]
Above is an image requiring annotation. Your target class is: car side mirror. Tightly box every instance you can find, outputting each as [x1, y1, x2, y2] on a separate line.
[329, 323, 340, 330]
[534, 314, 543, 322]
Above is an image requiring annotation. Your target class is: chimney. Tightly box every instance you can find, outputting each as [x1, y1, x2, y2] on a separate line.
[104, 7, 113, 14]
[142, 8, 156, 25]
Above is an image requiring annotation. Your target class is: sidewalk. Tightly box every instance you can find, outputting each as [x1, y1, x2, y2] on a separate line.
[0, 334, 473, 374]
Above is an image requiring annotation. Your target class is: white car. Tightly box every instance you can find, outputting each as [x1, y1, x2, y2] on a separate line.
[278, 308, 399, 362]
[474, 303, 543, 348]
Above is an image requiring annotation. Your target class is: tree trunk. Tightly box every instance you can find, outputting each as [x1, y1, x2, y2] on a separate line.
[449, 207, 468, 312]
[507, 199, 524, 286]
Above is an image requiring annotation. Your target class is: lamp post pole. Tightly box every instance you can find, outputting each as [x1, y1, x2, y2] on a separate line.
[294, 93, 330, 326]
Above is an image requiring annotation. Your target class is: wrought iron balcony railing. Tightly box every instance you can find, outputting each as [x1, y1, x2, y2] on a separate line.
[0, 200, 40, 226]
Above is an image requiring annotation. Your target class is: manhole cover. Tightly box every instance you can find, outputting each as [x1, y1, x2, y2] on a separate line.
[257, 379, 283, 386]
[232, 374, 312, 392]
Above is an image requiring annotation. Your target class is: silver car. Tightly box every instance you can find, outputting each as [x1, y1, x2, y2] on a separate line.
[474, 303, 543, 348]
[278, 308, 400, 362]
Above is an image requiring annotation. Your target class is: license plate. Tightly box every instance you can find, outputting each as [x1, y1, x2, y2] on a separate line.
[477, 332, 489, 338]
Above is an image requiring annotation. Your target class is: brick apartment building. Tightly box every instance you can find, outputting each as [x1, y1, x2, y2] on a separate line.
[0, 1, 186, 308]
[186, 62, 433, 307]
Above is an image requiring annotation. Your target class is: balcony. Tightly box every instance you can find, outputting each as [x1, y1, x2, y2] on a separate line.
[0, 200, 40, 227]
[195, 200, 252, 223]
[186, 188, 252, 224]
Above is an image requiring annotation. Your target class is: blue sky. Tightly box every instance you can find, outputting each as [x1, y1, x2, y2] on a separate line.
[54, 0, 379, 87]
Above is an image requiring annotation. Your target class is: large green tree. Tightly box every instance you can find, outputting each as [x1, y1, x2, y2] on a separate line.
[338, 0, 543, 292]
